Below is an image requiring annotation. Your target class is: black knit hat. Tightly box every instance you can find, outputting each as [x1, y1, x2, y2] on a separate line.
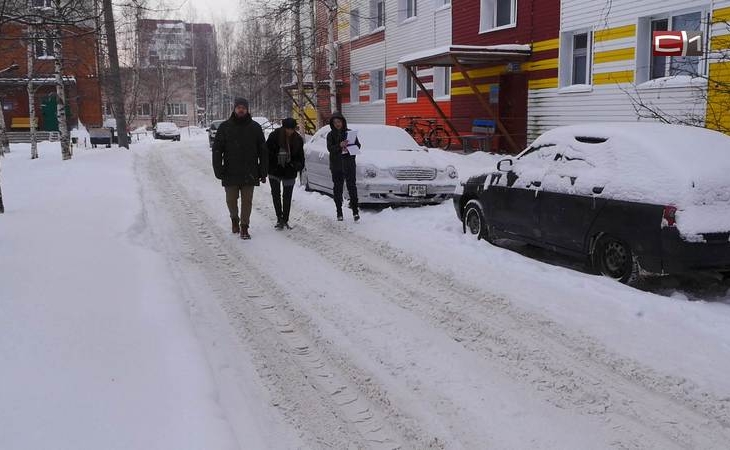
[282, 117, 297, 129]
[233, 97, 249, 109]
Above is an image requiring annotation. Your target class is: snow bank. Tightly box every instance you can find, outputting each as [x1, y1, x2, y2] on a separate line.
[0, 144, 240, 450]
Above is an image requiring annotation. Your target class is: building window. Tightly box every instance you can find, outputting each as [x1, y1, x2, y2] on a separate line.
[407, 0, 417, 18]
[32, 0, 53, 8]
[370, 0, 385, 30]
[559, 30, 592, 87]
[480, 0, 516, 32]
[167, 103, 187, 116]
[399, 66, 418, 101]
[103, 103, 113, 115]
[370, 69, 384, 101]
[434, 67, 451, 98]
[648, 11, 703, 80]
[35, 37, 55, 59]
[350, 8, 360, 37]
[350, 73, 360, 104]
[137, 103, 151, 116]
[572, 32, 590, 84]
[435, 0, 451, 7]
[400, 0, 417, 21]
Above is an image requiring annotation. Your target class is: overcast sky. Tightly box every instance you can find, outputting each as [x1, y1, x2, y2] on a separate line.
[157, 0, 245, 24]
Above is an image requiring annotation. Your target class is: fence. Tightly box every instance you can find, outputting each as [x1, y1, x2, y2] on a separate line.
[394, 115, 529, 154]
[5, 131, 60, 143]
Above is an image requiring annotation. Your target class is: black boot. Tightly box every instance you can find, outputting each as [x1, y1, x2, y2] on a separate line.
[231, 217, 240, 234]
[274, 219, 284, 230]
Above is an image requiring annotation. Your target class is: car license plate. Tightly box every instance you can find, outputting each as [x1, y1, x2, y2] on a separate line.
[408, 184, 427, 197]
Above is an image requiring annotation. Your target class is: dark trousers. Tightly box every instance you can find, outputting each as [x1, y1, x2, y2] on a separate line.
[332, 155, 358, 214]
[270, 178, 294, 222]
[225, 185, 255, 227]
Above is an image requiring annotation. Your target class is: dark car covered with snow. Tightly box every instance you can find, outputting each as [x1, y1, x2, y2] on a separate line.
[453, 123, 730, 284]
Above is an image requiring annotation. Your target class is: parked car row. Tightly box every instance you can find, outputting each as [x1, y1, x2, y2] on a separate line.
[453, 123, 730, 285]
[200, 117, 729, 286]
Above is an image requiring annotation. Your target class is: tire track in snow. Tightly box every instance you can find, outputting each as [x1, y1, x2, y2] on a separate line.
[278, 206, 730, 449]
[138, 148, 421, 450]
[177, 142, 730, 448]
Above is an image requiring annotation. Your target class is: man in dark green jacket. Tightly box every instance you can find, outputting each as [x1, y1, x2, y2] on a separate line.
[212, 97, 268, 239]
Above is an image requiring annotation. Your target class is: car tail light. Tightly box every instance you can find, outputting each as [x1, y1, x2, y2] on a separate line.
[662, 205, 677, 228]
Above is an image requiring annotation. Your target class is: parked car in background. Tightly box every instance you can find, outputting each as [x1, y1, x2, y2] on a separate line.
[153, 122, 181, 141]
[302, 124, 459, 205]
[102, 118, 131, 144]
[252, 116, 275, 138]
[453, 123, 730, 285]
[207, 119, 224, 148]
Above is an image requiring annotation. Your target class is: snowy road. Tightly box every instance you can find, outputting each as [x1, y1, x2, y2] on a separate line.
[133, 136, 730, 449]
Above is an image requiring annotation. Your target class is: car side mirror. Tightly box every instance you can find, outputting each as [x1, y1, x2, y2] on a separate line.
[497, 158, 514, 172]
[592, 186, 604, 194]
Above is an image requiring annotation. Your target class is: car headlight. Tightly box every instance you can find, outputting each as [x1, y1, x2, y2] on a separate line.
[446, 165, 458, 179]
[361, 164, 378, 178]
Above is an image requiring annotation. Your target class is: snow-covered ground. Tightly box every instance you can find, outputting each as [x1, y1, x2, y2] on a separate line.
[2, 134, 730, 449]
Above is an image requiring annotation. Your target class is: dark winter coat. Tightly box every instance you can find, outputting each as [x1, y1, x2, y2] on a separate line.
[326, 111, 360, 172]
[212, 112, 268, 186]
[266, 127, 305, 179]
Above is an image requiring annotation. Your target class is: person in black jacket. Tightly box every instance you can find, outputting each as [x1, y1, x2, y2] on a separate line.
[266, 117, 305, 229]
[326, 111, 360, 221]
[212, 97, 268, 240]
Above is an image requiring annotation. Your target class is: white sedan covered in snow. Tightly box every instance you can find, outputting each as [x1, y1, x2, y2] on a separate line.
[301, 124, 459, 205]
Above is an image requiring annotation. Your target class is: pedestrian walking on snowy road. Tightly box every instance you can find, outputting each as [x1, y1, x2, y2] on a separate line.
[326, 111, 360, 221]
[266, 117, 304, 229]
[212, 97, 268, 239]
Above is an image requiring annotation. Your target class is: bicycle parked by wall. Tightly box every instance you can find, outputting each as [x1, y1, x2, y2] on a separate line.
[398, 116, 452, 150]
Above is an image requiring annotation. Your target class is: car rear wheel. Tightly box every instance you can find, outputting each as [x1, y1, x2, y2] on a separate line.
[463, 199, 489, 241]
[593, 235, 640, 285]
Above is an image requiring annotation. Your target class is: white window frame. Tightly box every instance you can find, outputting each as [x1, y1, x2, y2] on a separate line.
[370, 68, 385, 102]
[433, 67, 451, 99]
[480, 0, 517, 33]
[350, 73, 360, 105]
[399, 0, 418, 23]
[559, 29, 592, 88]
[435, 0, 451, 9]
[166, 103, 187, 116]
[137, 103, 151, 116]
[32, 0, 53, 8]
[350, 8, 360, 38]
[399, 66, 418, 102]
[35, 36, 55, 59]
[370, 0, 385, 31]
[637, 9, 708, 84]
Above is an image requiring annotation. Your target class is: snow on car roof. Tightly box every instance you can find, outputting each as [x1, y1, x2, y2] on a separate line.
[345, 124, 422, 150]
[530, 122, 730, 199]
[309, 124, 445, 168]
